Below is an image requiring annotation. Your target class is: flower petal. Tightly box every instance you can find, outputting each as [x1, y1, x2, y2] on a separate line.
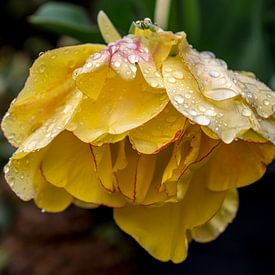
[201, 140, 275, 191]
[15, 89, 82, 157]
[114, 171, 225, 263]
[4, 148, 47, 201]
[1, 44, 104, 147]
[114, 140, 156, 203]
[114, 204, 189, 263]
[69, 71, 168, 143]
[35, 174, 73, 213]
[181, 47, 240, 101]
[191, 189, 239, 243]
[163, 57, 251, 143]
[41, 132, 125, 207]
[129, 103, 186, 154]
[235, 72, 275, 118]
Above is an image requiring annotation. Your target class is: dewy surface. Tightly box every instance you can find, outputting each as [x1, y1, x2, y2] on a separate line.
[1, 12, 275, 263]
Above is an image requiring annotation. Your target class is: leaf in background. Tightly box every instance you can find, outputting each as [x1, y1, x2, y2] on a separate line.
[94, 0, 156, 35]
[29, 2, 101, 42]
[170, 0, 201, 46]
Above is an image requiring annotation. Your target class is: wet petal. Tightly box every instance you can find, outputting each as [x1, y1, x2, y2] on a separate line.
[15, 90, 82, 157]
[181, 47, 240, 101]
[129, 103, 186, 154]
[191, 189, 239, 242]
[163, 57, 251, 143]
[41, 132, 125, 207]
[201, 140, 275, 191]
[4, 148, 47, 201]
[235, 72, 275, 118]
[1, 44, 104, 147]
[74, 36, 164, 91]
[69, 71, 168, 143]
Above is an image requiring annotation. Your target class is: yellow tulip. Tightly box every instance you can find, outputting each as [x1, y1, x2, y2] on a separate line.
[2, 13, 275, 263]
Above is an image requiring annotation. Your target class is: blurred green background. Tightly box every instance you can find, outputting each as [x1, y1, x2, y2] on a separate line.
[0, 0, 275, 274]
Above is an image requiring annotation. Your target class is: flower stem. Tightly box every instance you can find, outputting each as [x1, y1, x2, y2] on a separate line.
[154, 0, 171, 29]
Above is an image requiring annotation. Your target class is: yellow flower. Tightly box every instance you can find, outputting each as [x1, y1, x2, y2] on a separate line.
[2, 12, 275, 263]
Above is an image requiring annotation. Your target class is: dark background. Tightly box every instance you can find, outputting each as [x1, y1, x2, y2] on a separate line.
[0, 0, 275, 274]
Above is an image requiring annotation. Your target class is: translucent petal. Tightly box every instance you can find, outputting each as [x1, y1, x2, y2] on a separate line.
[163, 57, 251, 143]
[201, 140, 275, 191]
[181, 47, 240, 101]
[15, 90, 82, 157]
[1, 44, 104, 147]
[235, 72, 275, 118]
[69, 71, 168, 143]
[41, 132, 125, 207]
[4, 148, 47, 201]
[129, 103, 186, 154]
[191, 189, 239, 242]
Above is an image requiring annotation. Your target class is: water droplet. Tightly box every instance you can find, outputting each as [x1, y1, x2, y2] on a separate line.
[195, 115, 210, 126]
[198, 105, 206, 112]
[155, 72, 161, 78]
[168, 77, 176, 83]
[216, 59, 227, 69]
[174, 95, 184, 104]
[272, 104, 275, 112]
[185, 93, 191, 99]
[128, 54, 139, 63]
[205, 109, 217, 117]
[38, 64, 45, 73]
[241, 109, 252, 117]
[85, 62, 93, 69]
[263, 99, 270, 106]
[165, 67, 172, 72]
[209, 70, 220, 78]
[189, 109, 198, 116]
[150, 80, 158, 88]
[127, 43, 137, 50]
[41, 209, 46, 213]
[93, 53, 102, 60]
[3, 166, 9, 174]
[113, 61, 121, 68]
[201, 51, 215, 58]
[38, 52, 44, 57]
[172, 70, 184, 79]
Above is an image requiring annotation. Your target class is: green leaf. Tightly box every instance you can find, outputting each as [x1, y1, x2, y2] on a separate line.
[29, 2, 101, 42]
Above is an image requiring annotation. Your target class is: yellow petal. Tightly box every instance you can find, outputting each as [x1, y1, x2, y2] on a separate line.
[35, 173, 73, 213]
[90, 144, 115, 192]
[163, 57, 251, 144]
[161, 125, 201, 199]
[114, 172, 225, 263]
[235, 72, 275, 118]
[114, 204, 188, 263]
[129, 103, 186, 154]
[114, 140, 156, 203]
[14, 90, 82, 159]
[1, 44, 104, 147]
[4, 148, 47, 201]
[191, 189, 239, 243]
[41, 131, 125, 207]
[202, 140, 275, 191]
[181, 47, 240, 101]
[97, 11, 121, 43]
[69, 71, 168, 143]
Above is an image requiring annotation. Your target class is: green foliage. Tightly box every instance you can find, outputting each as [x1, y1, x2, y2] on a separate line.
[29, 2, 101, 42]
